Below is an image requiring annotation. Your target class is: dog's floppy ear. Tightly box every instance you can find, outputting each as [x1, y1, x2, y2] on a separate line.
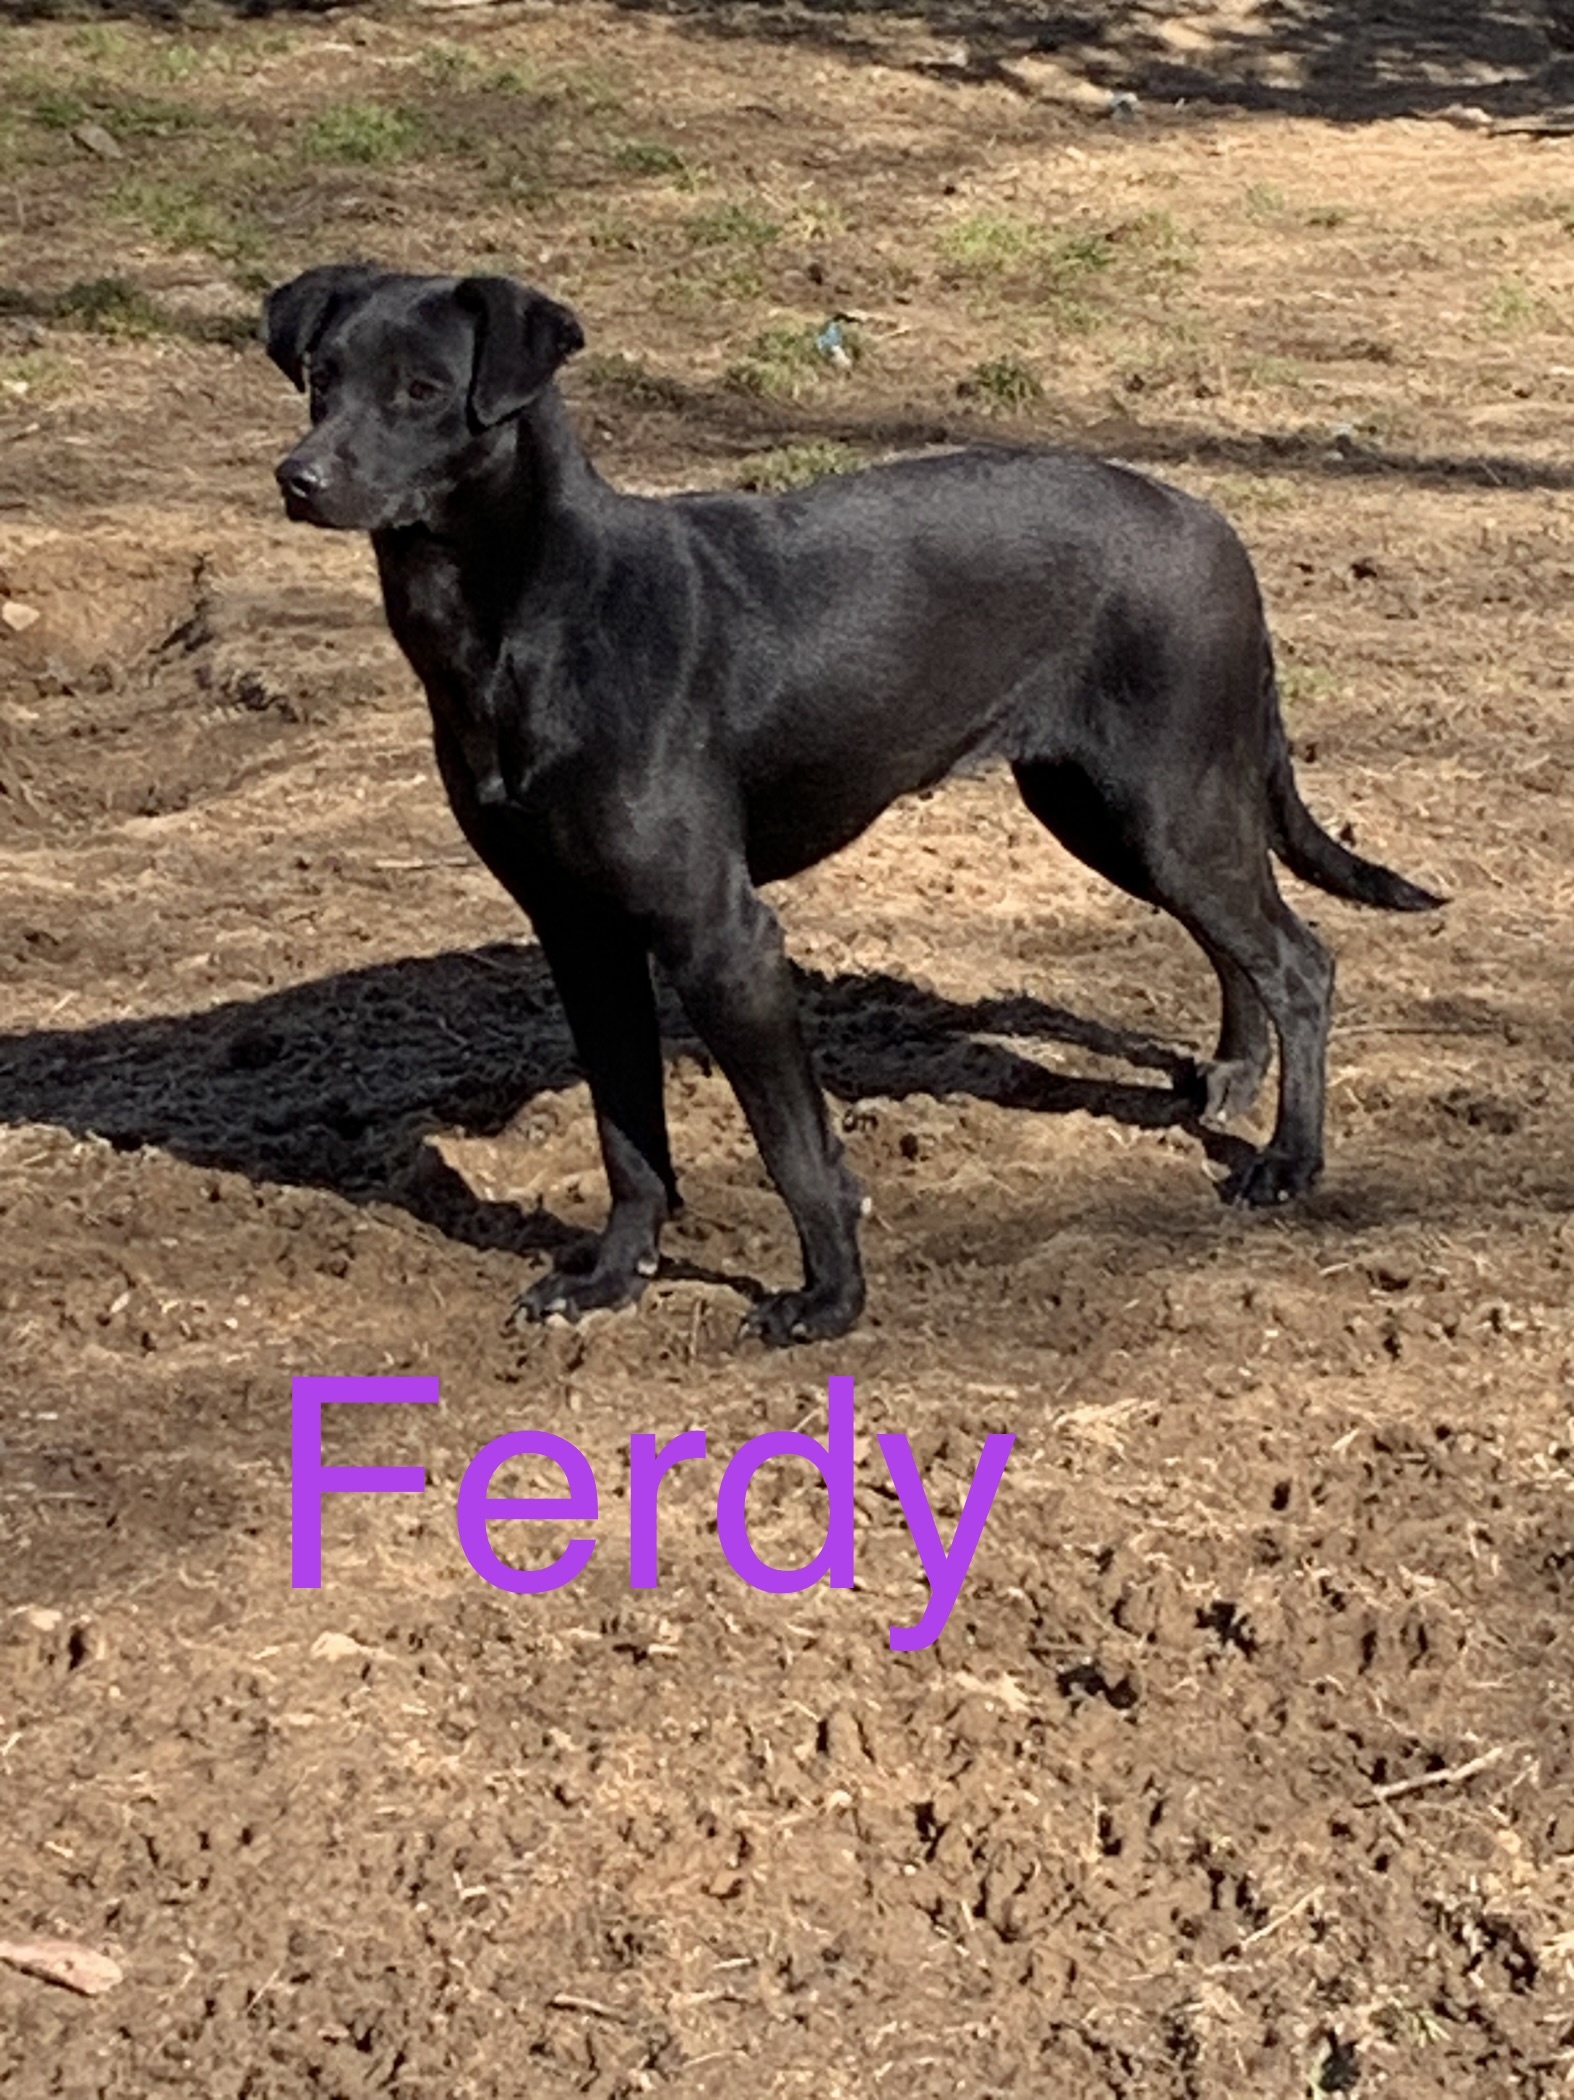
[262, 264, 385, 391]
[457, 276, 585, 427]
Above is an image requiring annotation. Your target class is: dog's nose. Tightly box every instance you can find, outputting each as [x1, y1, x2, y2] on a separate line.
[276, 457, 326, 504]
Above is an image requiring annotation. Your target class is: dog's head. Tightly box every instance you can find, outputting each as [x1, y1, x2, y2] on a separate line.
[263, 266, 585, 532]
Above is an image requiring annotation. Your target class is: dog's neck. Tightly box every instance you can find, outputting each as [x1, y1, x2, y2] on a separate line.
[372, 387, 606, 662]
[379, 385, 600, 569]
[371, 385, 608, 808]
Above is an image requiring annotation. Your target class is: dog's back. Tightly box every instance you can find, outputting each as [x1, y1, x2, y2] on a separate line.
[611, 449, 1262, 880]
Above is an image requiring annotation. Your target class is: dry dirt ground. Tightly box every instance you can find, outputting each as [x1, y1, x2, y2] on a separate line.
[3, 2, 1574, 2094]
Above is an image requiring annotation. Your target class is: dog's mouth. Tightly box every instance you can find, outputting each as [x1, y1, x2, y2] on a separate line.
[275, 453, 367, 530]
[280, 487, 332, 527]
[276, 479, 421, 533]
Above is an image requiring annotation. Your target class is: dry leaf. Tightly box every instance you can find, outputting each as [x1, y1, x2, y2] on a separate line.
[0, 1938, 124, 1996]
[309, 1630, 375, 1662]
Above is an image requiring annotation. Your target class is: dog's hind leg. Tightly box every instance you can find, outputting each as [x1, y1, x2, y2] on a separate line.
[1164, 880, 1332, 1203]
[1189, 943, 1273, 1126]
[1010, 757, 1263, 1115]
[1012, 757, 1329, 1201]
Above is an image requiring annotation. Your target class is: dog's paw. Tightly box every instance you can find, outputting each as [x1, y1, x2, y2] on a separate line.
[740, 1285, 864, 1348]
[1227, 1149, 1322, 1208]
[1182, 1054, 1268, 1128]
[511, 1263, 648, 1328]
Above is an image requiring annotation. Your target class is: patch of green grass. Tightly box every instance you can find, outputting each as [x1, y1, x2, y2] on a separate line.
[1372, 2000, 1448, 2050]
[1240, 353, 1309, 393]
[687, 199, 781, 250]
[232, 262, 276, 299]
[0, 277, 249, 345]
[940, 210, 1043, 274]
[491, 166, 558, 207]
[1305, 203, 1351, 229]
[958, 355, 1043, 412]
[1278, 662, 1340, 710]
[941, 213, 1117, 280]
[1106, 209, 1196, 276]
[724, 322, 841, 400]
[1486, 276, 1542, 330]
[549, 66, 625, 116]
[941, 213, 1093, 328]
[184, 26, 294, 78]
[580, 350, 685, 408]
[614, 137, 691, 179]
[0, 349, 73, 403]
[1209, 472, 1299, 514]
[717, 261, 769, 301]
[303, 103, 425, 167]
[29, 90, 89, 130]
[77, 25, 289, 85]
[67, 22, 131, 70]
[1054, 228, 1119, 277]
[421, 44, 539, 95]
[784, 198, 849, 241]
[30, 87, 205, 139]
[52, 277, 169, 339]
[1054, 212, 1193, 326]
[725, 324, 821, 399]
[1244, 181, 1286, 220]
[940, 208, 1193, 333]
[151, 42, 205, 85]
[420, 42, 482, 86]
[0, 111, 39, 177]
[109, 179, 262, 265]
[585, 211, 647, 253]
[662, 244, 771, 307]
[468, 124, 559, 205]
[735, 441, 859, 491]
[477, 63, 540, 97]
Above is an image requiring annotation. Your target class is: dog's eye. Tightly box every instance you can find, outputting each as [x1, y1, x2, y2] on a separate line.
[405, 377, 445, 405]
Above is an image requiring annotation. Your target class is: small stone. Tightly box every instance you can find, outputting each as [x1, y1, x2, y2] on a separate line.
[71, 122, 124, 161]
[2, 602, 41, 633]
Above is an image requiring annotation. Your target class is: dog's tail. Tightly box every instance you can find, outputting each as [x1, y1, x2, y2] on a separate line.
[1265, 667, 1445, 913]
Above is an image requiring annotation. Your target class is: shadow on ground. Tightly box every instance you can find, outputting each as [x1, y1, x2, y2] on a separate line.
[583, 368, 1574, 497]
[597, 0, 1574, 127]
[0, 942, 1253, 1267]
[7, 0, 1571, 128]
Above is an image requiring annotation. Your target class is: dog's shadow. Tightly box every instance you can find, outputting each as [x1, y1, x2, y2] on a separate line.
[0, 943, 1251, 1298]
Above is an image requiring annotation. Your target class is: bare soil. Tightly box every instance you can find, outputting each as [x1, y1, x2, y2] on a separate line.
[3, 4, 1574, 2094]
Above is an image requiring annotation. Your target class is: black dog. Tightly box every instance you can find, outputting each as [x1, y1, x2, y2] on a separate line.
[264, 265, 1441, 1345]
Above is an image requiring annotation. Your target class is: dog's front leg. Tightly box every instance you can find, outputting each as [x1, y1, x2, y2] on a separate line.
[653, 874, 866, 1346]
[514, 894, 679, 1326]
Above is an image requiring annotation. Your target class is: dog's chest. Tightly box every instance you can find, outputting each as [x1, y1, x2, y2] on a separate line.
[375, 547, 518, 786]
